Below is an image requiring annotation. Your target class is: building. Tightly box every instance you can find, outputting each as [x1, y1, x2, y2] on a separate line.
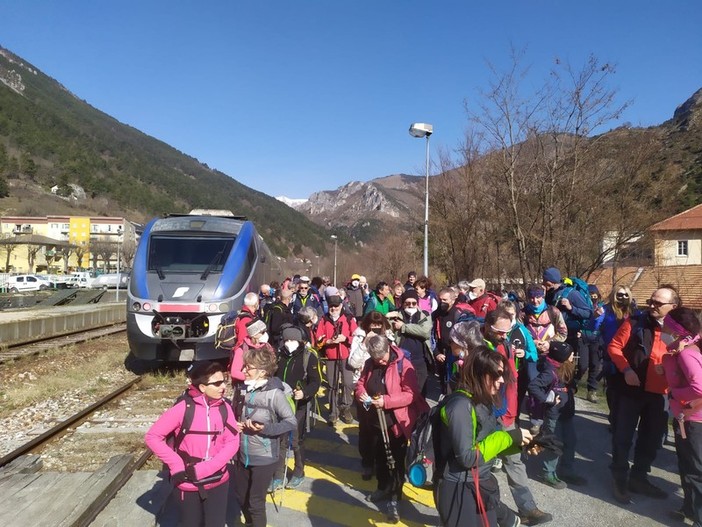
[588, 203, 702, 309]
[0, 215, 137, 273]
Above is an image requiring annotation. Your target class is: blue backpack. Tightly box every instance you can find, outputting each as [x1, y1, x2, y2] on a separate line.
[555, 277, 594, 328]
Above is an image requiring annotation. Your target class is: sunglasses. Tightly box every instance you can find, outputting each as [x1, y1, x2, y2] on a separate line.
[490, 325, 510, 336]
[404, 301, 418, 307]
[647, 298, 674, 308]
[205, 379, 227, 387]
[490, 369, 505, 380]
[616, 293, 629, 299]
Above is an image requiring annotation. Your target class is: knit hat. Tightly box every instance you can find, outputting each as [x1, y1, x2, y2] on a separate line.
[400, 289, 419, 304]
[327, 295, 342, 307]
[527, 285, 545, 298]
[548, 341, 573, 363]
[246, 319, 267, 337]
[588, 284, 600, 296]
[281, 325, 305, 342]
[450, 320, 481, 348]
[324, 286, 339, 298]
[542, 267, 562, 283]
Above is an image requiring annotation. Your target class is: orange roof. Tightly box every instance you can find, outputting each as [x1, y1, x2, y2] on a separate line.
[649, 203, 702, 231]
[586, 265, 702, 309]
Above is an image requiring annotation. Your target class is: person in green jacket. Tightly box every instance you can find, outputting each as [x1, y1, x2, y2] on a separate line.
[363, 281, 396, 316]
[434, 346, 535, 527]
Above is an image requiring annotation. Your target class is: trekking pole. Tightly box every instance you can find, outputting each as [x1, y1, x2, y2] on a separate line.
[331, 358, 341, 422]
[376, 405, 396, 471]
[279, 431, 293, 509]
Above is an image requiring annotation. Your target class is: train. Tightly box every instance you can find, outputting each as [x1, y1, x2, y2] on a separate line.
[126, 210, 281, 367]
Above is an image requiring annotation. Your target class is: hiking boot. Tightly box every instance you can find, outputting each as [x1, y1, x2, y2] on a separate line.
[519, 508, 552, 525]
[628, 476, 668, 499]
[341, 408, 355, 424]
[386, 498, 400, 524]
[286, 475, 304, 489]
[267, 478, 284, 493]
[586, 390, 599, 403]
[541, 473, 566, 490]
[491, 457, 503, 473]
[365, 489, 391, 503]
[361, 466, 373, 481]
[612, 480, 631, 504]
[558, 471, 588, 486]
[327, 416, 338, 426]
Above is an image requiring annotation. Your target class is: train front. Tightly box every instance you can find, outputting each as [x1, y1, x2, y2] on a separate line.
[127, 214, 255, 363]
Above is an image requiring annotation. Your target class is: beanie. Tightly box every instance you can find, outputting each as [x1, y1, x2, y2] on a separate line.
[246, 319, 267, 337]
[400, 289, 419, 304]
[543, 267, 562, 283]
[281, 325, 305, 342]
[548, 341, 573, 363]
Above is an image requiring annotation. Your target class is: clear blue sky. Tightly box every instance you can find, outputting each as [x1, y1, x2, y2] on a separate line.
[1, 1, 700, 198]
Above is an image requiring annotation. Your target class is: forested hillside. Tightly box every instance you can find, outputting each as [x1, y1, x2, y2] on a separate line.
[0, 46, 329, 256]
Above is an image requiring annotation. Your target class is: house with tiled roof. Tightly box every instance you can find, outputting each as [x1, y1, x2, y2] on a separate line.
[587, 203, 702, 309]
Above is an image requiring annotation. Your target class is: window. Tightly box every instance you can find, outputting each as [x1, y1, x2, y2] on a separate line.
[678, 240, 689, 257]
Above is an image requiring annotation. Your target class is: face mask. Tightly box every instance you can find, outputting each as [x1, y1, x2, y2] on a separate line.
[352, 280, 359, 288]
[404, 307, 418, 317]
[258, 332, 269, 344]
[468, 291, 478, 301]
[439, 302, 450, 312]
[244, 378, 267, 391]
[510, 317, 517, 329]
[284, 341, 300, 353]
[330, 312, 340, 321]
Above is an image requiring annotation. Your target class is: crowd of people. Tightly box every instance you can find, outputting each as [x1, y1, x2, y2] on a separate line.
[144, 269, 702, 527]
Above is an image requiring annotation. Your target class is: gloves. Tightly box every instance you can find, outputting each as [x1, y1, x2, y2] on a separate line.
[185, 464, 198, 482]
[170, 471, 187, 486]
[525, 430, 564, 456]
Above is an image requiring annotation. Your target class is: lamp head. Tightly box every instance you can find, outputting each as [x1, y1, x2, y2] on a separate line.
[409, 122, 433, 138]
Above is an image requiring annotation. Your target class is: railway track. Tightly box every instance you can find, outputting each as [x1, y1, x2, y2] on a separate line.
[0, 322, 127, 364]
[0, 376, 142, 468]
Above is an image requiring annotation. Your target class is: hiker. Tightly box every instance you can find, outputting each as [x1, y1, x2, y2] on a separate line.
[145, 361, 239, 527]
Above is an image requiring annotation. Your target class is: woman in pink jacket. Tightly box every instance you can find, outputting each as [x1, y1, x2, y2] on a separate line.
[145, 361, 239, 527]
[230, 319, 275, 385]
[355, 335, 429, 523]
[661, 307, 702, 525]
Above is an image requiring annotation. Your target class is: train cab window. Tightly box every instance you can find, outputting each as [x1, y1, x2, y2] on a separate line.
[148, 236, 235, 273]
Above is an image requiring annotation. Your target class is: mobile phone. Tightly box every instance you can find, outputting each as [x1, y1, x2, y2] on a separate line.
[251, 420, 264, 426]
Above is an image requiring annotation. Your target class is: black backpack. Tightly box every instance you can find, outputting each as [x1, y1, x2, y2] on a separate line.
[214, 310, 255, 353]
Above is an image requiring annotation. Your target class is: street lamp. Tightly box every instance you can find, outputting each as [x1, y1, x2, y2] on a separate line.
[409, 122, 433, 277]
[330, 235, 338, 286]
[115, 226, 122, 302]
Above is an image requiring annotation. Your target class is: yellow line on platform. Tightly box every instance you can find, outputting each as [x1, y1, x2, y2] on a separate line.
[267, 486, 428, 527]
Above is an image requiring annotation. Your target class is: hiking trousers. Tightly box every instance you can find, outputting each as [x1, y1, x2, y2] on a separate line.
[674, 419, 702, 525]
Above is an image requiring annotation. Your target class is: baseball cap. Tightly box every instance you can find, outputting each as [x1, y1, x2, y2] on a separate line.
[468, 278, 486, 289]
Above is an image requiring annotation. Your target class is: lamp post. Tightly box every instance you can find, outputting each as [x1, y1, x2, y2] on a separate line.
[330, 235, 338, 286]
[409, 122, 433, 277]
[115, 226, 122, 302]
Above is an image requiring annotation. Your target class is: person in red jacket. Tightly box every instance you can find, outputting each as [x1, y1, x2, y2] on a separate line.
[607, 286, 678, 504]
[467, 278, 500, 322]
[316, 294, 358, 424]
[145, 361, 239, 527]
[355, 334, 429, 523]
[234, 292, 261, 348]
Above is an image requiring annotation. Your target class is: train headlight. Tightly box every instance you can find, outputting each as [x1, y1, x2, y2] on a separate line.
[219, 303, 229, 312]
[142, 302, 152, 311]
[207, 303, 218, 312]
[132, 302, 141, 311]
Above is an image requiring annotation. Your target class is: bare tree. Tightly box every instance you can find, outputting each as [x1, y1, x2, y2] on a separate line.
[91, 241, 116, 272]
[26, 244, 42, 273]
[74, 245, 87, 270]
[0, 236, 18, 272]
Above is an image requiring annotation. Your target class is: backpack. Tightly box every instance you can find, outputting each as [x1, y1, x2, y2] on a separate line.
[214, 310, 254, 352]
[406, 389, 476, 488]
[554, 277, 594, 328]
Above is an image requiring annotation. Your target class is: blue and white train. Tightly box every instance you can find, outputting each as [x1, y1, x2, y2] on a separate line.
[126, 210, 281, 365]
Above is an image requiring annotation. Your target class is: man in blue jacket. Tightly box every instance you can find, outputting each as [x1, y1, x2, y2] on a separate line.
[542, 267, 593, 385]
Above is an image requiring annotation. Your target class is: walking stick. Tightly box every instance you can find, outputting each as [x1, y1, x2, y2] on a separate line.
[376, 405, 396, 471]
[278, 431, 293, 509]
[331, 358, 341, 422]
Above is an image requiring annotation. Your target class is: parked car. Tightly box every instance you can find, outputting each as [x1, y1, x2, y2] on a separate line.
[4, 274, 49, 293]
[91, 271, 130, 289]
[36, 275, 71, 289]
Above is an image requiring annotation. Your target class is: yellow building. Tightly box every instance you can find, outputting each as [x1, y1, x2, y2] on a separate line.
[0, 215, 135, 273]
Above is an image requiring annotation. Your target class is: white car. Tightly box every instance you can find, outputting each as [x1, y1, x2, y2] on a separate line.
[91, 272, 130, 289]
[5, 274, 49, 293]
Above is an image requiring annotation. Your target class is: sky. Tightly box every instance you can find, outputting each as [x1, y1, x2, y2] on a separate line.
[1, 1, 700, 199]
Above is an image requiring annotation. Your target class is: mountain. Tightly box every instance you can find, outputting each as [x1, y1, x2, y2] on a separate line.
[0, 46, 330, 257]
[275, 196, 308, 208]
[297, 174, 425, 242]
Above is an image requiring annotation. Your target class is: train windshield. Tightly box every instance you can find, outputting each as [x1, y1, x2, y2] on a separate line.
[147, 235, 235, 274]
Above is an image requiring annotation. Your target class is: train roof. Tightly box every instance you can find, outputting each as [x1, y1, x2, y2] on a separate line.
[150, 214, 250, 235]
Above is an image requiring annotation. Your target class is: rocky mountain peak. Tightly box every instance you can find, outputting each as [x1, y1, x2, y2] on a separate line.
[671, 87, 702, 130]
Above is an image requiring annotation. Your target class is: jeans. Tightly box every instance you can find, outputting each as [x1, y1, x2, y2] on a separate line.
[580, 332, 602, 392]
[674, 419, 702, 524]
[610, 389, 667, 483]
[500, 422, 538, 513]
[542, 415, 576, 476]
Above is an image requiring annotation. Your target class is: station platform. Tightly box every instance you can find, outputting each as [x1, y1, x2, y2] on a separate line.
[0, 302, 126, 347]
